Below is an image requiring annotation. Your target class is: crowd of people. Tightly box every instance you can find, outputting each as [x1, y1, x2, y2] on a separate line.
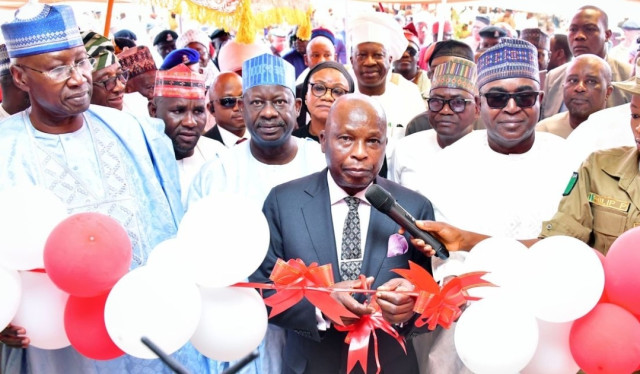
[1, 1, 640, 373]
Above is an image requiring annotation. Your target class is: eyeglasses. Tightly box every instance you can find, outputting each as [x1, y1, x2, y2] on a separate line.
[481, 91, 541, 109]
[216, 96, 243, 108]
[426, 97, 475, 113]
[15, 57, 95, 82]
[93, 70, 129, 91]
[309, 83, 348, 99]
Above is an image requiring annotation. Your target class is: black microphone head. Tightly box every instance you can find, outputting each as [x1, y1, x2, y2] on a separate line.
[365, 184, 395, 213]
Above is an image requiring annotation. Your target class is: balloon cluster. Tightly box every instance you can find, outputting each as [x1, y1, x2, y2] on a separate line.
[0, 188, 270, 364]
[451, 234, 640, 374]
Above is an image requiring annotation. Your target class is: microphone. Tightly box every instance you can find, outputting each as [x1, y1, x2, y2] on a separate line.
[365, 184, 449, 260]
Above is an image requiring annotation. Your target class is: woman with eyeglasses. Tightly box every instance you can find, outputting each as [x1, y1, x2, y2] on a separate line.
[82, 31, 129, 111]
[292, 61, 354, 142]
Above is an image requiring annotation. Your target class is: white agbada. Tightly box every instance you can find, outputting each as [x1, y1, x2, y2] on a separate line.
[388, 129, 446, 185]
[409, 130, 569, 374]
[0, 105, 10, 119]
[413, 130, 569, 239]
[565, 103, 634, 170]
[188, 137, 325, 208]
[122, 91, 151, 120]
[177, 136, 227, 206]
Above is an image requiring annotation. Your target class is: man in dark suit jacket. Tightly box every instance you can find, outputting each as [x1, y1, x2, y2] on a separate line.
[250, 93, 434, 374]
[203, 71, 248, 146]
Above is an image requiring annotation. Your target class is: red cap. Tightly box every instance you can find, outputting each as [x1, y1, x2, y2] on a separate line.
[432, 21, 453, 35]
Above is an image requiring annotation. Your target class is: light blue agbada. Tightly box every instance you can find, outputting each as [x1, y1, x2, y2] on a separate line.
[0, 105, 214, 373]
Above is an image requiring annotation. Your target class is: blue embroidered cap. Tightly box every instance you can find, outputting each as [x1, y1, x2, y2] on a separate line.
[0, 44, 9, 76]
[242, 53, 296, 94]
[1, 4, 83, 58]
[160, 48, 199, 70]
[477, 38, 539, 89]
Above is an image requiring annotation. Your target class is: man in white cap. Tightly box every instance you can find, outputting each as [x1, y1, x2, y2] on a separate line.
[188, 53, 325, 374]
[0, 4, 209, 373]
[176, 29, 219, 87]
[349, 11, 425, 136]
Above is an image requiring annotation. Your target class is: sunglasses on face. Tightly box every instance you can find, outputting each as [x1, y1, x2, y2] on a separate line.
[93, 70, 129, 91]
[426, 97, 474, 113]
[480, 91, 541, 109]
[217, 96, 243, 108]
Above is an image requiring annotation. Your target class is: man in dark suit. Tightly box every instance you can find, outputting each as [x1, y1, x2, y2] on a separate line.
[203, 71, 248, 146]
[251, 93, 434, 374]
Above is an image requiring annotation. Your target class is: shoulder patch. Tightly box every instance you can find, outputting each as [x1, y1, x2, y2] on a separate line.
[563, 172, 579, 196]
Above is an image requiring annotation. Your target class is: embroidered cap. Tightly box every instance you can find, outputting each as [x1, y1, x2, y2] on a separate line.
[117, 46, 157, 78]
[0, 44, 10, 76]
[1, 4, 83, 58]
[349, 12, 408, 62]
[176, 29, 211, 50]
[82, 30, 117, 72]
[154, 64, 206, 99]
[403, 30, 420, 52]
[477, 38, 539, 89]
[160, 48, 199, 70]
[242, 53, 296, 94]
[431, 57, 477, 94]
[520, 28, 550, 51]
[310, 28, 335, 45]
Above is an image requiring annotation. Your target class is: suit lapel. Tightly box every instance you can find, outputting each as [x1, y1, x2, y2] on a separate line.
[301, 170, 341, 280]
[361, 178, 397, 279]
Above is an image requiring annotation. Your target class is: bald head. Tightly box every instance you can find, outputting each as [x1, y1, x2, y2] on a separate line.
[208, 71, 245, 136]
[322, 93, 387, 194]
[305, 36, 336, 68]
[563, 53, 613, 126]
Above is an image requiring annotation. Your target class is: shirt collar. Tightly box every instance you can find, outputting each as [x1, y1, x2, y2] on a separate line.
[326, 169, 372, 206]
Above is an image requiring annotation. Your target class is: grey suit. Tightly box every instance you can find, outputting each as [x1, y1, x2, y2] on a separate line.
[541, 54, 632, 119]
[250, 170, 434, 374]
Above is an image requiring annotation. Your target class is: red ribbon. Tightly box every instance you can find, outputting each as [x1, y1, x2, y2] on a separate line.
[243, 258, 357, 324]
[334, 275, 406, 374]
[393, 261, 494, 330]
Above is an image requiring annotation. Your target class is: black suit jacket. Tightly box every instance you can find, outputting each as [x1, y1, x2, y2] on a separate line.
[250, 170, 433, 374]
[203, 125, 225, 145]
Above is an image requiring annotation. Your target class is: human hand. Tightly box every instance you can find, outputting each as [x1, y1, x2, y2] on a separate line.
[329, 276, 376, 326]
[0, 324, 29, 348]
[376, 278, 415, 325]
[400, 220, 485, 255]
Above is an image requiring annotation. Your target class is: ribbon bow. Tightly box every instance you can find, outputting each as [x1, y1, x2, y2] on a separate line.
[393, 261, 494, 330]
[334, 275, 406, 374]
[263, 258, 356, 323]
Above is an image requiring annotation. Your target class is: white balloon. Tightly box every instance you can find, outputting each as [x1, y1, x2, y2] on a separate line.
[178, 193, 270, 287]
[524, 236, 604, 323]
[104, 266, 202, 359]
[455, 296, 538, 374]
[190, 286, 267, 361]
[0, 186, 67, 270]
[12, 271, 70, 349]
[464, 237, 529, 300]
[0, 266, 21, 329]
[521, 319, 579, 374]
[146, 238, 196, 284]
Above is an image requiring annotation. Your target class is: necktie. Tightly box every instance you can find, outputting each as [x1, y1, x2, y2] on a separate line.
[235, 137, 247, 145]
[340, 196, 362, 281]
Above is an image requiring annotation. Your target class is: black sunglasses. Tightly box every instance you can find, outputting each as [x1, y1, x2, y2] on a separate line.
[481, 91, 541, 109]
[217, 96, 242, 108]
[426, 97, 474, 113]
[93, 70, 129, 91]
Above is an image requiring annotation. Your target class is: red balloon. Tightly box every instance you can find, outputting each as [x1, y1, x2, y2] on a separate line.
[570, 303, 640, 374]
[604, 227, 640, 315]
[65, 293, 124, 360]
[44, 212, 132, 297]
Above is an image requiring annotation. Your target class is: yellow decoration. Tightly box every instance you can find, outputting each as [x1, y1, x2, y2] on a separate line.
[146, 0, 312, 44]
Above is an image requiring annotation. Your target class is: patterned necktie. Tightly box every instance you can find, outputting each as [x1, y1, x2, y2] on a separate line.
[340, 196, 362, 281]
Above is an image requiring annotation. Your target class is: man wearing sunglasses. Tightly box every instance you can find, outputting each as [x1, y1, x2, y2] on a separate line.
[406, 38, 570, 374]
[0, 4, 209, 373]
[81, 31, 128, 111]
[204, 71, 249, 147]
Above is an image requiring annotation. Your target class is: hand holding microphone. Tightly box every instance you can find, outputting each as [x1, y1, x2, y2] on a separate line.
[365, 184, 449, 260]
